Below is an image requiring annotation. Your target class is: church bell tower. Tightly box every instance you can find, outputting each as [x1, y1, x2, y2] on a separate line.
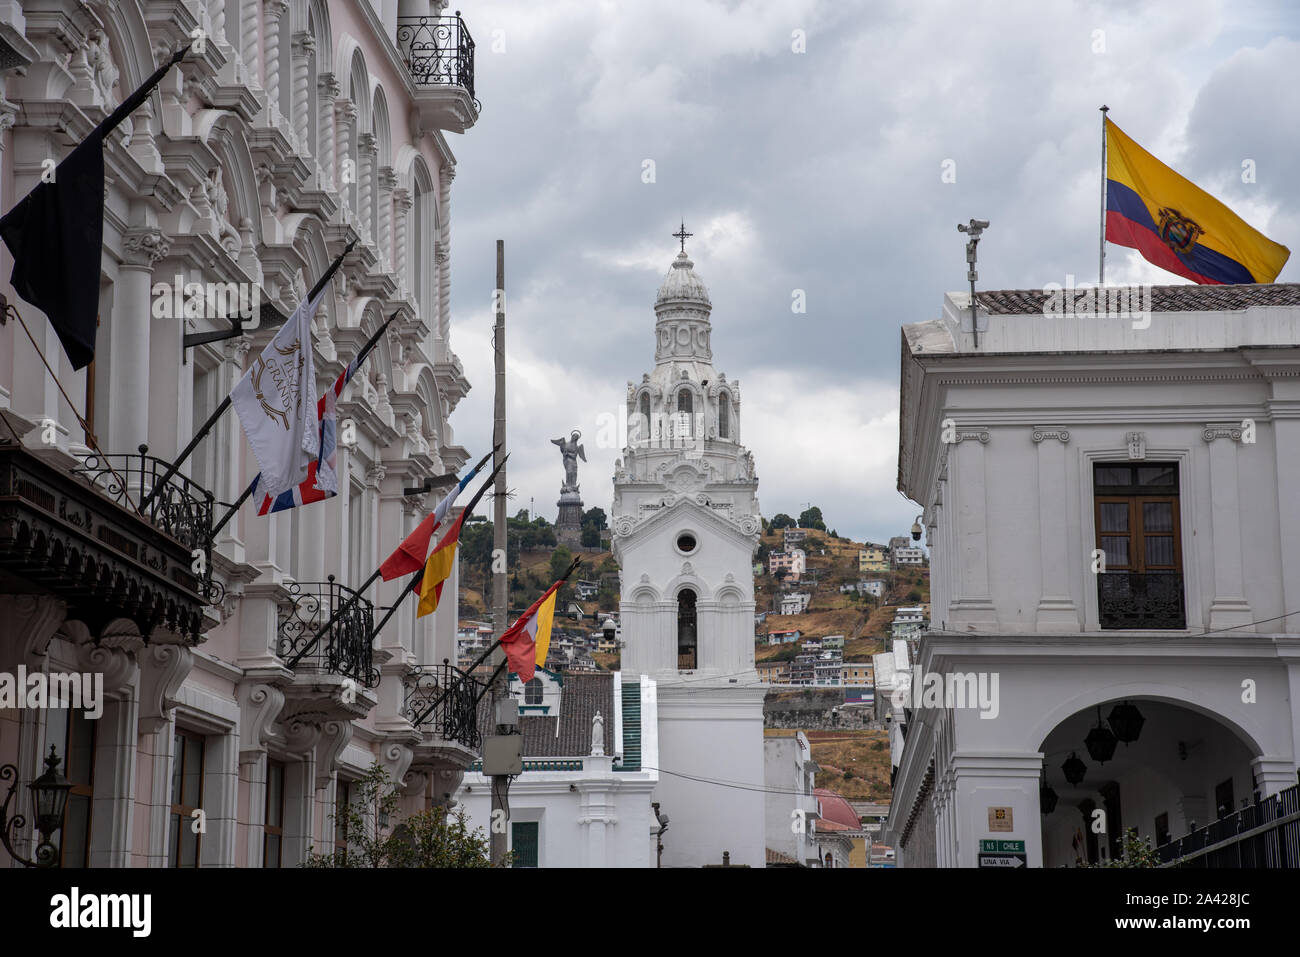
[611, 225, 767, 867]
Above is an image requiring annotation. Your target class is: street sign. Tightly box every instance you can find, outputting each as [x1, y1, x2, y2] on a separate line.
[978, 852, 1027, 868]
[980, 839, 1025, 853]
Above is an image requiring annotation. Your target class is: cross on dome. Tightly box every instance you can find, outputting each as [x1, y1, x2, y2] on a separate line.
[673, 221, 693, 254]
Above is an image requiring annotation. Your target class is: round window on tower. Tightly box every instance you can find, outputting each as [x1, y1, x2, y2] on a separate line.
[676, 532, 698, 555]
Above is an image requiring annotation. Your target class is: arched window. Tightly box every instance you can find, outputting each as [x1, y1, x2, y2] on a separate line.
[524, 678, 543, 705]
[677, 388, 693, 440]
[638, 392, 651, 445]
[718, 391, 730, 439]
[677, 588, 697, 670]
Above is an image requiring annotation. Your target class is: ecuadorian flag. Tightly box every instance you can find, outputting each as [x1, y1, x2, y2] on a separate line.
[1105, 118, 1290, 284]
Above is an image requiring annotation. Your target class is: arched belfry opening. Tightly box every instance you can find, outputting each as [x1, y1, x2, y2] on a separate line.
[677, 587, 697, 670]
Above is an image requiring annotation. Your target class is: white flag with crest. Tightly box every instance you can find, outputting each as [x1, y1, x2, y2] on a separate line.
[231, 289, 322, 500]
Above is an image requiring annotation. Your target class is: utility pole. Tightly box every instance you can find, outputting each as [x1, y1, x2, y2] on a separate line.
[489, 240, 509, 865]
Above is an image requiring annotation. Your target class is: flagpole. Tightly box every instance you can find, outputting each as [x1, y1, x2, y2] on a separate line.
[409, 557, 582, 727]
[142, 240, 356, 510]
[293, 453, 507, 671]
[1100, 104, 1109, 285]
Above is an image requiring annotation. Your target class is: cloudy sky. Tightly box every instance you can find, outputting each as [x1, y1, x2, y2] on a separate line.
[442, 0, 1300, 545]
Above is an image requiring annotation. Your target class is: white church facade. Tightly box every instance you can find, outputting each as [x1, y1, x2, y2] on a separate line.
[610, 240, 768, 868]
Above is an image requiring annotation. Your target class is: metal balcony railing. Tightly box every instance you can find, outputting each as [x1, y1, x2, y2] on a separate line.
[70, 444, 221, 604]
[1157, 781, 1300, 867]
[1097, 571, 1186, 630]
[277, 576, 379, 688]
[401, 661, 484, 750]
[396, 14, 478, 109]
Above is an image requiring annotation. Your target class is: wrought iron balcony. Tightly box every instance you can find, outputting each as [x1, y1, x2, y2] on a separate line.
[277, 576, 379, 688]
[0, 441, 215, 642]
[402, 661, 484, 751]
[1097, 571, 1186, 630]
[1156, 780, 1300, 867]
[396, 13, 480, 133]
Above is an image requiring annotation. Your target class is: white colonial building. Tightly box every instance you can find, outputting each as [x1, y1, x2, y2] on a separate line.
[457, 668, 659, 867]
[886, 283, 1300, 868]
[0, 0, 482, 867]
[610, 242, 768, 868]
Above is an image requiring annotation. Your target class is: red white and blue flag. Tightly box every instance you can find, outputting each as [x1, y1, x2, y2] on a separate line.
[251, 315, 396, 515]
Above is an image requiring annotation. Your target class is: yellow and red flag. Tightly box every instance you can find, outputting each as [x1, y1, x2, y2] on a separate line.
[499, 559, 579, 682]
[413, 454, 507, 618]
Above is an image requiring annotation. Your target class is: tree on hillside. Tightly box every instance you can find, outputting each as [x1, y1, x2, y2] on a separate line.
[770, 513, 796, 530]
[830, 529, 839, 539]
[582, 507, 607, 530]
[549, 544, 574, 583]
[798, 506, 827, 531]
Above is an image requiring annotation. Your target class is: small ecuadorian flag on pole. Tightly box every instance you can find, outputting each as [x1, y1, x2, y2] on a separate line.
[1104, 118, 1290, 284]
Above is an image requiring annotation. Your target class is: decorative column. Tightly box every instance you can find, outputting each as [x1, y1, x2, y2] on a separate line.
[335, 97, 358, 217]
[377, 166, 395, 272]
[219, 337, 252, 549]
[357, 132, 376, 243]
[1031, 426, 1078, 631]
[1203, 424, 1253, 630]
[208, 0, 227, 49]
[109, 228, 170, 452]
[263, 0, 289, 125]
[393, 186, 412, 297]
[437, 164, 455, 342]
[946, 428, 998, 631]
[240, 0, 261, 87]
[291, 32, 315, 154]
[316, 73, 339, 190]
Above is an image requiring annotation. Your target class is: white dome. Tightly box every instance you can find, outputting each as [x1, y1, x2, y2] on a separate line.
[655, 251, 711, 307]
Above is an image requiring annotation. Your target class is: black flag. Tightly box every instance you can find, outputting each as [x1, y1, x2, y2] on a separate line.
[0, 44, 190, 370]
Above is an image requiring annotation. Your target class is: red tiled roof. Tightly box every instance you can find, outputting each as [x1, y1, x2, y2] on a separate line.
[814, 788, 860, 830]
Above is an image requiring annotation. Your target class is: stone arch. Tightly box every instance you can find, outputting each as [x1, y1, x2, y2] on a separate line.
[411, 365, 443, 457]
[91, 2, 156, 107]
[714, 583, 745, 606]
[285, 213, 335, 331]
[1030, 684, 1267, 761]
[195, 110, 263, 259]
[627, 582, 660, 604]
[370, 85, 392, 169]
[303, 0, 333, 74]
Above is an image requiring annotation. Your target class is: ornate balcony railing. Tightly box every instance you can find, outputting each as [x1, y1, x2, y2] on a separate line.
[402, 661, 484, 751]
[1097, 571, 1186, 630]
[1157, 780, 1300, 867]
[396, 14, 478, 109]
[1, 442, 212, 641]
[277, 576, 379, 688]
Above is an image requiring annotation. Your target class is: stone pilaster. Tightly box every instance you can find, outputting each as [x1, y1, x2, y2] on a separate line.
[316, 74, 339, 190]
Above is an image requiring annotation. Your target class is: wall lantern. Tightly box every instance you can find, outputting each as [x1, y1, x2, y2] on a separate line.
[1, 746, 72, 868]
[1040, 772, 1059, 814]
[1107, 701, 1145, 745]
[1061, 752, 1087, 786]
[1084, 707, 1118, 764]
